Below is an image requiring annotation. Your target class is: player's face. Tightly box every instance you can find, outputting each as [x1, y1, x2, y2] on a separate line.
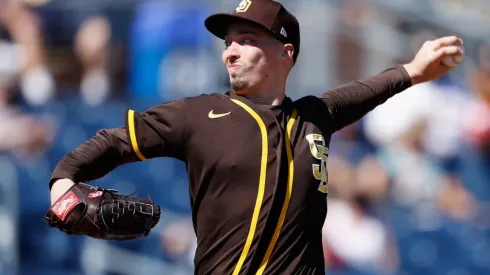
[222, 22, 284, 93]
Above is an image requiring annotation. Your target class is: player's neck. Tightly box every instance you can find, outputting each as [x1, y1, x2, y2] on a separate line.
[236, 86, 286, 106]
[245, 95, 284, 106]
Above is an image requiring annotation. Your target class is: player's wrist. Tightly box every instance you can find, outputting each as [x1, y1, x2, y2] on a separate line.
[402, 63, 423, 86]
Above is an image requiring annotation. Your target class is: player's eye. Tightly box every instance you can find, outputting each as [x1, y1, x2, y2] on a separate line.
[242, 38, 254, 44]
[224, 37, 255, 49]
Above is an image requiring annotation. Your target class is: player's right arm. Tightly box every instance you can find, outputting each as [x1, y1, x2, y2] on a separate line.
[50, 99, 187, 204]
[319, 35, 464, 132]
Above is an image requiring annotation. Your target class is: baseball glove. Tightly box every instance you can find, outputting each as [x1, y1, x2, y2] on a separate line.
[43, 183, 161, 241]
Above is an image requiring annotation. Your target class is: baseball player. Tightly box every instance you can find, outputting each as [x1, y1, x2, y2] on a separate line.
[46, 0, 465, 274]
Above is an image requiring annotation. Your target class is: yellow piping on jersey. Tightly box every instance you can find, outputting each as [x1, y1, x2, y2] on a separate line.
[256, 109, 298, 275]
[127, 109, 147, 161]
[230, 98, 268, 275]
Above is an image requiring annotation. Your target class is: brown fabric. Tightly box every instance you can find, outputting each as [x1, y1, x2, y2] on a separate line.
[50, 65, 412, 274]
[205, 0, 300, 62]
[127, 99, 187, 160]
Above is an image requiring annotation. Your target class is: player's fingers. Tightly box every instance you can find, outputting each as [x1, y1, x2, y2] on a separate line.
[433, 46, 464, 61]
[430, 36, 463, 50]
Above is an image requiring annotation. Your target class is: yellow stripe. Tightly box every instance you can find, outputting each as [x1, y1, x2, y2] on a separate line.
[127, 109, 147, 161]
[256, 109, 298, 275]
[230, 99, 269, 275]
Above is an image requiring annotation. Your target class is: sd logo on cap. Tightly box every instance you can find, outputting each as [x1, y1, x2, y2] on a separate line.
[236, 0, 252, 13]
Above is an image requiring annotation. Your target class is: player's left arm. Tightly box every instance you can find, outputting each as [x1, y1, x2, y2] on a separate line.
[320, 35, 464, 132]
[45, 99, 188, 240]
[49, 98, 188, 191]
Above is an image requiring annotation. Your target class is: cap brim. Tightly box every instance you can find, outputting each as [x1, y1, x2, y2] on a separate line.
[204, 13, 271, 40]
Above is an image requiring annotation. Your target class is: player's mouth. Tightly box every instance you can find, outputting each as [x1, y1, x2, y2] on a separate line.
[227, 64, 241, 72]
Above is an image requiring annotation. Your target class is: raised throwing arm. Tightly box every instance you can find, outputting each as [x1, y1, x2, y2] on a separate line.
[320, 36, 464, 132]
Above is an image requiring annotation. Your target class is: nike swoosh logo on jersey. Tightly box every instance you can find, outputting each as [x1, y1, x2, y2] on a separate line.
[208, 110, 231, 119]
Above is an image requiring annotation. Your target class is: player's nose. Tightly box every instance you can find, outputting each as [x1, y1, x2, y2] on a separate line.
[223, 42, 241, 64]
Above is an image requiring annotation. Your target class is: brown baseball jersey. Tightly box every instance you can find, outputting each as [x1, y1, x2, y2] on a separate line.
[50, 65, 412, 275]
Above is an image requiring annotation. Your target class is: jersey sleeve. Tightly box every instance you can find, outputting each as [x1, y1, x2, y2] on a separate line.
[49, 99, 187, 189]
[319, 64, 412, 132]
[126, 98, 187, 161]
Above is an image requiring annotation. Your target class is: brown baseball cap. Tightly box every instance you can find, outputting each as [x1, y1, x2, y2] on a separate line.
[204, 0, 300, 63]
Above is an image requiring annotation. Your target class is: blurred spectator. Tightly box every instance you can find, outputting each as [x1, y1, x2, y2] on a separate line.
[0, 1, 55, 106]
[0, 106, 55, 159]
[465, 43, 490, 149]
[73, 15, 112, 106]
[323, 155, 399, 274]
[0, 17, 56, 158]
[160, 216, 196, 267]
[323, 156, 397, 272]
[334, 1, 370, 85]
[0, 0, 112, 106]
[456, 43, 490, 205]
[366, 110, 478, 222]
[436, 176, 477, 221]
[38, 0, 113, 106]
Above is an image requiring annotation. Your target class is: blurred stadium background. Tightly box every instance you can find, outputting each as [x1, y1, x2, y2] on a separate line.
[0, 0, 489, 274]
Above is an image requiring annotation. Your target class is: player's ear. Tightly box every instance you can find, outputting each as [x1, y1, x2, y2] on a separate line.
[282, 44, 294, 61]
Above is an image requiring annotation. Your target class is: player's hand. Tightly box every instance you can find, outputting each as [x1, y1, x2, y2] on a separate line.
[403, 36, 464, 85]
[51, 178, 76, 205]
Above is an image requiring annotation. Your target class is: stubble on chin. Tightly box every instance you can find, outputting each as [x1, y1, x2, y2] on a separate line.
[230, 73, 249, 91]
[231, 81, 249, 91]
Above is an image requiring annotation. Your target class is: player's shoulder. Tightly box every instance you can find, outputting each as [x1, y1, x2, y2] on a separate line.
[292, 95, 334, 133]
[293, 95, 329, 115]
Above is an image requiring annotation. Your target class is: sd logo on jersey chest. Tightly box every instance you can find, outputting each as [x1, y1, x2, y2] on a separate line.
[306, 134, 329, 194]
